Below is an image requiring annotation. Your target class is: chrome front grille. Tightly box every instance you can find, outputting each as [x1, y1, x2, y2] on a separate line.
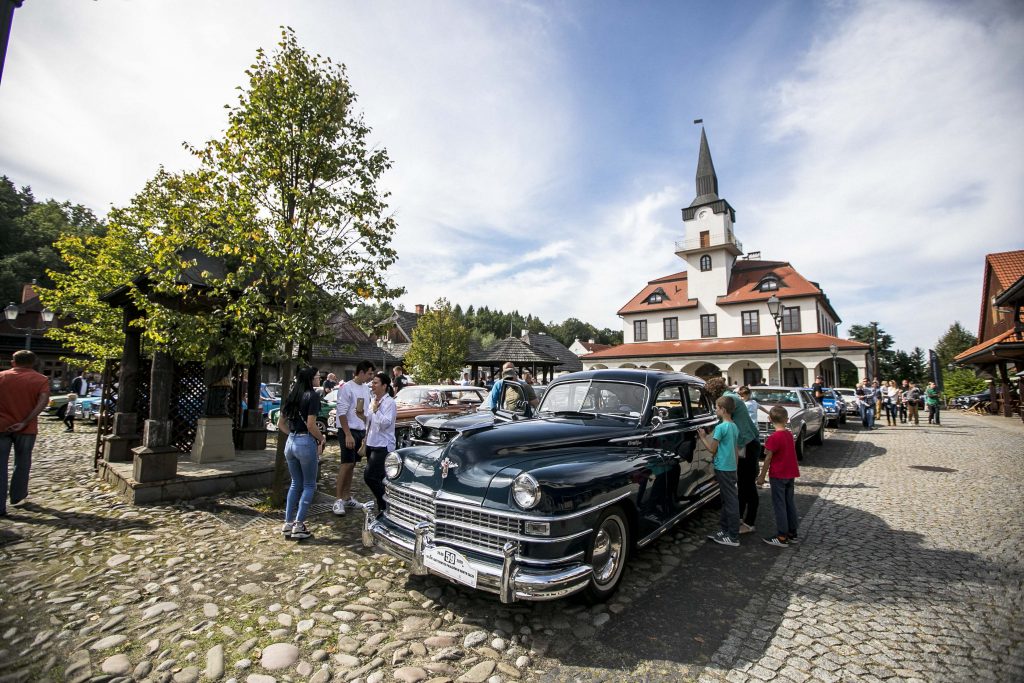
[383, 484, 522, 558]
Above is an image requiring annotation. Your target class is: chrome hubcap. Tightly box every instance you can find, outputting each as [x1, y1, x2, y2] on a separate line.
[591, 517, 625, 586]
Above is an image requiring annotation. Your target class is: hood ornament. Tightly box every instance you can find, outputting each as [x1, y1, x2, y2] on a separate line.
[439, 457, 459, 479]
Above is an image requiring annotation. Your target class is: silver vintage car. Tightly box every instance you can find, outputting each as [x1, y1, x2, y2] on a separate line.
[748, 386, 825, 460]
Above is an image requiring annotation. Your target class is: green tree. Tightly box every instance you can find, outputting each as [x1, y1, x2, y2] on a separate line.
[848, 322, 896, 377]
[934, 322, 977, 369]
[0, 176, 104, 304]
[403, 298, 469, 383]
[943, 368, 987, 400]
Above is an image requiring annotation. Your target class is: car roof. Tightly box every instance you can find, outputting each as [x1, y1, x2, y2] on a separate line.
[551, 368, 704, 394]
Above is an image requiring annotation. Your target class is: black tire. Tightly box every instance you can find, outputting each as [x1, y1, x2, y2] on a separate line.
[582, 506, 630, 602]
[796, 427, 806, 461]
[316, 418, 328, 438]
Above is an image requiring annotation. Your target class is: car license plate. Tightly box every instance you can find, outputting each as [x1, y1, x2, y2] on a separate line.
[423, 546, 477, 588]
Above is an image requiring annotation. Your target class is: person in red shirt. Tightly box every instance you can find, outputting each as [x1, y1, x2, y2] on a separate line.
[0, 350, 51, 515]
[756, 405, 801, 547]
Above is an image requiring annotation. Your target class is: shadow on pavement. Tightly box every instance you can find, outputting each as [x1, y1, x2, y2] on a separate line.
[0, 501, 155, 533]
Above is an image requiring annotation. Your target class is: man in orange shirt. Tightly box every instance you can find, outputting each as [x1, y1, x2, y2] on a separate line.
[0, 350, 50, 515]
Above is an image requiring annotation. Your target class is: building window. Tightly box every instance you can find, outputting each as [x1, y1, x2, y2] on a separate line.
[781, 306, 801, 332]
[742, 310, 760, 335]
[648, 292, 663, 304]
[699, 254, 712, 272]
[664, 317, 678, 340]
[634, 319, 648, 341]
[759, 278, 778, 292]
[699, 230, 710, 248]
[700, 314, 717, 338]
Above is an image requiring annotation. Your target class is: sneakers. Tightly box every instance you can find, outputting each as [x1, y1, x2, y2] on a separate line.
[763, 535, 789, 548]
[739, 522, 756, 534]
[707, 531, 740, 547]
[290, 522, 312, 540]
[281, 522, 293, 537]
[344, 497, 362, 508]
[787, 534, 800, 545]
[332, 499, 346, 516]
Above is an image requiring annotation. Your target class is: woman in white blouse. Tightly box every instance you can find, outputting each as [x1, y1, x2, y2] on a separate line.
[363, 371, 397, 514]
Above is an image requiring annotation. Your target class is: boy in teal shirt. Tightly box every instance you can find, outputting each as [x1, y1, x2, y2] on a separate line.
[699, 395, 741, 546]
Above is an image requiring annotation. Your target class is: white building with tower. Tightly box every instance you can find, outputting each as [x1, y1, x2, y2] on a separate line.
[581, 128, 869, 386]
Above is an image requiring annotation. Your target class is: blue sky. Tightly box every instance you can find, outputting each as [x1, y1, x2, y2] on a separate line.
[2, 0, 1022, 352]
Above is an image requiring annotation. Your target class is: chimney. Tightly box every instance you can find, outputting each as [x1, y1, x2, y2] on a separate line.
[21, 280, 37, 304]
[415, 304, 424, 315]
[588, 339, 595, 344]
[521, 329, 528, 338]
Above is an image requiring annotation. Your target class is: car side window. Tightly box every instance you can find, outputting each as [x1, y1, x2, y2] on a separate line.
[654, 386, 686, 421]
[685, 385, 712, 417]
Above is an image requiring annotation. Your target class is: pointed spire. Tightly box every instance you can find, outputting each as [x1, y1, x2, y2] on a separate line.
[694, 127, 719, 203]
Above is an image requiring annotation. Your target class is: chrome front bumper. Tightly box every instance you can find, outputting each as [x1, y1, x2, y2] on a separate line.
[361, 503, 593, 603]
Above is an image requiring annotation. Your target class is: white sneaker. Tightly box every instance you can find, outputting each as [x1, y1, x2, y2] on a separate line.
[332, 500, 346, 516]
[344, 497, 362, 508]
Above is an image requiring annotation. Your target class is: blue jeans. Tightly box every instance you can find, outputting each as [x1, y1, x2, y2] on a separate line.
[284, 433, 319, 524]
[715, 469, 739, 539]
[770, 478, 798, 538]
[861, 404, 875, 428]
[0, 433, 36, 514]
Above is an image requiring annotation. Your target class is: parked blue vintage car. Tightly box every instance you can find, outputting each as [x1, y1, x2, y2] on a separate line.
[816, 387, 847, 427]
[362, 369, 720, 603]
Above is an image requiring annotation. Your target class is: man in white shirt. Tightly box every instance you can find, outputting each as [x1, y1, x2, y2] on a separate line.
[333, 360, 375, 515]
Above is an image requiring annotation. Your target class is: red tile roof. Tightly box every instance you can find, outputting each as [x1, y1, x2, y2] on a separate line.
[954, 327, 1024, 363]
[582, 333, 868, 360]
[716, 261, 821, 305]
[978, 250, 1024, 339]
[577, 341, 612, 354]
[617, 271, 698, 315]
[617, 259, 840, 321]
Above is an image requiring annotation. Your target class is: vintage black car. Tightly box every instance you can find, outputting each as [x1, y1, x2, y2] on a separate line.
[361, 369, 720, 603]
[410, 384, 547, 446]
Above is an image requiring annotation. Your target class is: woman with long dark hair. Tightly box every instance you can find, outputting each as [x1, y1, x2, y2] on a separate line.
[363, 371, 397, 515]
[276, 366, 325, 540]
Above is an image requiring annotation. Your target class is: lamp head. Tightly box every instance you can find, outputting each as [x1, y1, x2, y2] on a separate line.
[41, 308, 55, 324]
[4, 303, 18, 322]
[766, 294, 780, 317]
[829, 343, 838, 356]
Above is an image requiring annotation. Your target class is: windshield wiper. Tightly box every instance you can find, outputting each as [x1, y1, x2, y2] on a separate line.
[547, 410, 596, 419]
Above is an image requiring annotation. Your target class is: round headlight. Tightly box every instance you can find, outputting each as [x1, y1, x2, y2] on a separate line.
[512, 472, 541, 510]
[412, 424, 424, 438]
[384, 452, 403, 479]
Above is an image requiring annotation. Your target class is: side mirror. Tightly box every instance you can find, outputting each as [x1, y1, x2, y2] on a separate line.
[650, 415, 663, 430]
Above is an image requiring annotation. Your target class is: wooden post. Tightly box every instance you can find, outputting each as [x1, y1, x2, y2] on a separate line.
[132, 350, 178, 481]
[104, 306, 142, 462]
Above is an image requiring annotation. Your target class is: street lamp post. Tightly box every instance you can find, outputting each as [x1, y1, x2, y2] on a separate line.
[4, 302, 54, 350]
[829, 343, 839, 387]
[376, 338, 392, 375]
[767, 294, 783, 385]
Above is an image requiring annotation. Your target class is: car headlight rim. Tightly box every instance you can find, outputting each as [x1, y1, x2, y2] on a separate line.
[512, 472, 541, 510]
[384, 452, 402, 479]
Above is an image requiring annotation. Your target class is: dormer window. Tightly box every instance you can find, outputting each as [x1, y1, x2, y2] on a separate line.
[758, 276, 779, 292]
[646, 287, 668, 305]
[699, 254, 712, 272]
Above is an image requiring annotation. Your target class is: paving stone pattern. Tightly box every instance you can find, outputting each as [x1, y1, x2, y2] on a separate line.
[1, 413, 1021, 683]
[697, 413, 1024, 683]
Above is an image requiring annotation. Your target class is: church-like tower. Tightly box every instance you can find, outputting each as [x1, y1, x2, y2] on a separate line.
[675, 127, 742, 305]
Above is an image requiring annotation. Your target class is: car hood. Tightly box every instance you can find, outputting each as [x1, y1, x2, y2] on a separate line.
[416, 410, 493, 430]
[394, 416, 638, 507]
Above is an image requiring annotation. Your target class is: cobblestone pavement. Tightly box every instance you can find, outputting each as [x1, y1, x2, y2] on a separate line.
[1, 412, 1022, 683]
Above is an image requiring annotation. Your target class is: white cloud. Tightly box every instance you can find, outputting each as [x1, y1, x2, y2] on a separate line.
[747, 0, 1024, 350]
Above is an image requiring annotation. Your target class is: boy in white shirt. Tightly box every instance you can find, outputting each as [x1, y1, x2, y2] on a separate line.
[333, 361, 375, 515]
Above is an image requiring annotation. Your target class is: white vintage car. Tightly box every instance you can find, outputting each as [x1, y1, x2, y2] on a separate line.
[748, 386, 826, 460]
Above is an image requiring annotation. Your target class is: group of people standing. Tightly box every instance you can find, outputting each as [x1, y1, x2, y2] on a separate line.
[276, 360, 398, 541]
[855, 378, 942, 429]
[698, 378, 800, 549]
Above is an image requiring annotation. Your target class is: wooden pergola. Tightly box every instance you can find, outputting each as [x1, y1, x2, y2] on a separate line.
[467, 336, 561, 384]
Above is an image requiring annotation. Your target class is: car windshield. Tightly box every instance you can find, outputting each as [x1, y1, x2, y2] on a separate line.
[749, 389, 801, 406]
[538, 380, 646, 420]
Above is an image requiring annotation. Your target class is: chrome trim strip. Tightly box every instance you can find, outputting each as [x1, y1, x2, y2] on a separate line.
[518, 551, 586, 566]
[434, 517, 593, 544]
[432, 488, 633, 523]
[636, 487, 721, 549]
